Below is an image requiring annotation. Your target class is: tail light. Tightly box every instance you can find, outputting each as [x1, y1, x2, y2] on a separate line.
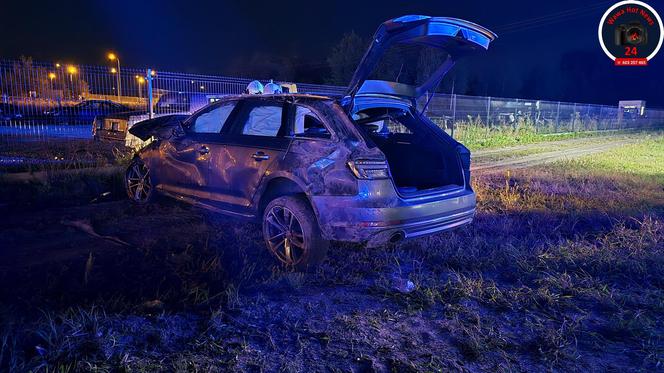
[347, 159, 390, 180]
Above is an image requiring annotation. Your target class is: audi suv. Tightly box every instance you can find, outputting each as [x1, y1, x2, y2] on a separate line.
[125, 15, 496, 269]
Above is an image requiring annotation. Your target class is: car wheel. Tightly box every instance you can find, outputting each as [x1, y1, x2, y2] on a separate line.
[125, 159, 154, 204]
[262, 196, 329, 271]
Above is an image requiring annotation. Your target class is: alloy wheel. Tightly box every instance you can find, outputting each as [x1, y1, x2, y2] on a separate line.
[126, 162, 152, 203]
[265, 205, 307, 266]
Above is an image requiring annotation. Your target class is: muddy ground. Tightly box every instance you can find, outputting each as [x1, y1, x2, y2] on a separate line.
[0, 135, 663, 372]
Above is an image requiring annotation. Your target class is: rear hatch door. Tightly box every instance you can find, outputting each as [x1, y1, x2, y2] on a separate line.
[345, 15, 497, 102]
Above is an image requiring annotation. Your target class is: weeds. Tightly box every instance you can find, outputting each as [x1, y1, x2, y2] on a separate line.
[1, 134, 663, 371]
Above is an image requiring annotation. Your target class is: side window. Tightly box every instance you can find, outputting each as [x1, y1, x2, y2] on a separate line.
[241, 105, 283, 136]
[189, 102, 236, 133]
[364, 117, 412, 135]
[294, 106, 331, 139]
[383, 117, 412, 134]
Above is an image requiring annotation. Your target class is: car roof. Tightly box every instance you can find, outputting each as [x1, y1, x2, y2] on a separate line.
[219, 93, 333, 102]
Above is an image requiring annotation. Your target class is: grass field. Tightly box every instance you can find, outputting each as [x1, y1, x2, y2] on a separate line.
[451, 122, 645, 150]
[0, 134, 662, 371]
[555, 135, 664, 184]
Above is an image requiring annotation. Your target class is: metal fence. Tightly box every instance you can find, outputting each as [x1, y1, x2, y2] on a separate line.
[1, 58, 662, 148]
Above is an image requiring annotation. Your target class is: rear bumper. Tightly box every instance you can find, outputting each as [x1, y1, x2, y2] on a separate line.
[311, 179, 476, 247]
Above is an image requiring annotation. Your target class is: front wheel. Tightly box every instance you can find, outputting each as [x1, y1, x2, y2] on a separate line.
[125, 159, 154, 204]
[262, 196, 329, 271]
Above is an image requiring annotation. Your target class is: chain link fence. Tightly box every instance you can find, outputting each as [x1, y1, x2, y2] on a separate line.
[422, 94, 664, 146]
[1, 58, 662, 150]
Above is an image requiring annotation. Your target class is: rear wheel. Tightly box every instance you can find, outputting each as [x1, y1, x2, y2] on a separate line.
[125, 159, 154, 204]
[262, 196, 328, 271]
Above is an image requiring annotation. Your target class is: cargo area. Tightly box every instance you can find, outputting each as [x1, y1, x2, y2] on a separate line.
[353, 107, 465, 196]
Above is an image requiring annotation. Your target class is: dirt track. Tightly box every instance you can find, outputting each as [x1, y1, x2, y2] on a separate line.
[472, 137, 638, 171]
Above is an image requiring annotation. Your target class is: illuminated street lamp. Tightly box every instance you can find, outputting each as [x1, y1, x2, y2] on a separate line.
[66, 65, 77, 99]
[136, 75, 145, 99]
[110, 67, 117, 74]
[66, 65, 77, 83]
[108, 52, 121, 102]
[48, 72, 56, 98]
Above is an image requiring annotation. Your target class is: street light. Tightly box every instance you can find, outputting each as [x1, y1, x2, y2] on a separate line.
[48, 72, 56, 98]
[108, 52, 121, 102]
[66, 65, 77, 99]
[110, 67, 117, 74]
[136, 75, 145, 99]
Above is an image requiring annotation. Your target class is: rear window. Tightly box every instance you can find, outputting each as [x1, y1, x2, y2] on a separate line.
[294, 106, 331, 139]
[368, 44, 449, 88]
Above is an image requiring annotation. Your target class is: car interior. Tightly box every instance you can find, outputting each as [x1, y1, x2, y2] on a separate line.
[353, 107, 464, 195]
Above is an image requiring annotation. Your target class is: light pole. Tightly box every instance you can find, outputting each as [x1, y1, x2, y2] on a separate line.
[135, 75, 145, 99]
[67, 65, 77, 99]
[110, 67, 118, 99]
[108, 53, 121, 103]
[48, 72, 56, 99]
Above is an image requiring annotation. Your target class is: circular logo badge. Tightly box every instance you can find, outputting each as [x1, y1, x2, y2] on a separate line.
[598, 1, 664, 66]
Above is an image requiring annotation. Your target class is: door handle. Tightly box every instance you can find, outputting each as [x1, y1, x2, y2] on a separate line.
[199, 146, 210, 155]
[251, 152, 270, 161]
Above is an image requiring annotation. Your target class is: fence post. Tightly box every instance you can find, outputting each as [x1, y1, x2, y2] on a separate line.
[598, 106, 604, 131]
[147, 68, 154, 119]
[486, 96, 491, 127]
[556, 101, 560, 133]
[572, 103, 577, 132]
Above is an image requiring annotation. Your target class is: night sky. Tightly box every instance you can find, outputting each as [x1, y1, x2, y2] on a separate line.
[1, 0, 662, 106]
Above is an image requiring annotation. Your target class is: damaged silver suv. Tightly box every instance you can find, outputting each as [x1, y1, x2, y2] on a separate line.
[126, 15, 496, 269]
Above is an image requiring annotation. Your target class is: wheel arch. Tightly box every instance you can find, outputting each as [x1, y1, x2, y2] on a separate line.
[256, 175, 317, 219]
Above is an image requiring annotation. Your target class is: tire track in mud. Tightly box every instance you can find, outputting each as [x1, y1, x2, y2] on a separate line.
[472, 138, 637, 171]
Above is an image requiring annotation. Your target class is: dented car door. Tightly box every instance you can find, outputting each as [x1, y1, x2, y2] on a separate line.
[207, 99, 290, 210]
[156, 102, 238, 199]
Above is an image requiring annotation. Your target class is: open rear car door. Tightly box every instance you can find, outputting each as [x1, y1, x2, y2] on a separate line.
[344, 15, 497, 104]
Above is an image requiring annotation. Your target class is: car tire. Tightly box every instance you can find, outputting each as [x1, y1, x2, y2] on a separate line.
[125, 158, 155, 204]
[262, 196, 329, 271]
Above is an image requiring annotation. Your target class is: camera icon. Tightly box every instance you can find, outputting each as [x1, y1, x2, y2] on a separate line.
[615, 22, 648, 46]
